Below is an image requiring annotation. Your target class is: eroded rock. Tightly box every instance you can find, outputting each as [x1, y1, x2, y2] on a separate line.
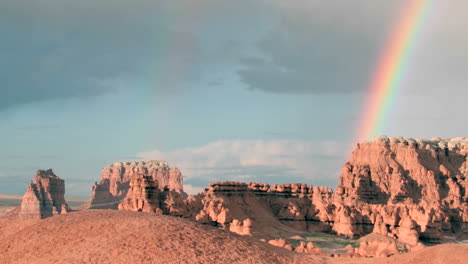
[88, 160, 184, 209]
[18, 169, 70, 219]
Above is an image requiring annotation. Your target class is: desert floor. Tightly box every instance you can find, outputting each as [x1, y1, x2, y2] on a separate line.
[0, 210, 467, 264]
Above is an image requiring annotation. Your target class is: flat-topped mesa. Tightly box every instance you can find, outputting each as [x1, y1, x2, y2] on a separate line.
[89, 160, 184, 209]
[207, 181, 333, 198]
[191, 181, 338, 236]
[18, 169, 70, 219]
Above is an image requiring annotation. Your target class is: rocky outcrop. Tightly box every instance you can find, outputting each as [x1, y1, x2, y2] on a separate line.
[89, 161, 184, 209]
[294, 241, 319, 254]
[357, 233, 399, 258]
[179, 137, 467, 246]
[334, 136, 468, 242]
[189, 181, 336, 237]
[18, 169, 70, 219]
[118, 173, 162, 213]
[88, 137, 467, 249]
[229, 218, 252, 236]
[118, 173, 192, 216]
[268, 238, 294, 251]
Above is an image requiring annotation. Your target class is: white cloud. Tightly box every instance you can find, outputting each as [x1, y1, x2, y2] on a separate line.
[183, 184, 206, 195]
[138, 140, 348, 188]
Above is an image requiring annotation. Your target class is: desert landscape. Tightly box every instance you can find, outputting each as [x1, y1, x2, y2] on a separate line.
[3, 0, 468, 263]
[1, 136, 467, 263]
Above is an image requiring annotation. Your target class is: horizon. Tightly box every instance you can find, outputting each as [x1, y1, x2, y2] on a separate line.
[2, 0, 468, 196]
[3, 135, 467, 196]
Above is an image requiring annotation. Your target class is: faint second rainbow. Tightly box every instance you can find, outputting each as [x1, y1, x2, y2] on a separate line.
[356, 0, 433, 142]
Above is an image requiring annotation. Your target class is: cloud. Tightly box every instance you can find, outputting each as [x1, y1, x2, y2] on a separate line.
[237, 1, 402, 94]
[238, 0, 468, 95]
[0, 0, 243, 111]
[183, 184, 206, 195]
[1, 0, 468, 109]
[138, 140, 348, 189]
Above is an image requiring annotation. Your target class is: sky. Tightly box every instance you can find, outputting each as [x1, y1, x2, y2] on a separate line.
[1, 0, 468, 195]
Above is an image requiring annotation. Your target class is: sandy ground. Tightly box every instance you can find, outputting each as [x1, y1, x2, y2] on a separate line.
[0, 210, 310, 264]
[0, 210, 466, 264]
[378, 244, 468, 264]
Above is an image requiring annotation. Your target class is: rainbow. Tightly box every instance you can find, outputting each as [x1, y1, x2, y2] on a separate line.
[356, 0, 433, 142]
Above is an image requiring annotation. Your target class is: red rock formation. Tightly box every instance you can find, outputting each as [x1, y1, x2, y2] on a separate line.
[294, 241, 319, 254]
[118, 174, 162, 213]
[180, 137, 467, 247]
[357, 233, 399, 258]
[335, 136, 468, 242]
[229, 218, 252, 236]
[268, 238, 294, 251]
[189, 181, 336, 237]
[91, 137, 467, 250]
[118, 173, 192, 216]
[18, 169, 70, 219]
[89, 161, 184, 209]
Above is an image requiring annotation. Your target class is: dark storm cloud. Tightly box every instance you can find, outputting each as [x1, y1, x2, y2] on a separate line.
[0, 0, 208, 111]
[238, 1, 406, 94]
[238, 0, 468, 95]
[3, 0, 468, 106]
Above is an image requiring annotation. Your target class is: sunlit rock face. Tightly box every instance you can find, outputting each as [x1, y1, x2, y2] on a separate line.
[88, 160, 184, 209]
[186, 137, 467, 244]
[335, 136, 468, 242]
[95, 137, 467, 246]
[337, 136, 468, 205]
[118, 173, 161, 213]
[117, 173, 188, 216]
[19, 169, 70, 219]
[190, 181, 337, 236]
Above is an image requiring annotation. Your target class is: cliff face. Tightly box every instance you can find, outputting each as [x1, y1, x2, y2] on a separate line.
[112, 137, 468, 246]
[89, 161, 184, 209]
[18, 169, 70, 219]
[118, 173, 188, 215]
[335, 136, 468, 242]
[118, 174, 162, 213]
[337, 136, 468, 205]
[148, 137, 466, 245]
[189, 182, 336, 236]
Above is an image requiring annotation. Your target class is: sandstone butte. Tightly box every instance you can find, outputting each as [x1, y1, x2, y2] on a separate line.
[88, 160, 184, 209]
[5, 136, 468, 259]
[17, 169, 70, 219]
[112, 136, 468, 253]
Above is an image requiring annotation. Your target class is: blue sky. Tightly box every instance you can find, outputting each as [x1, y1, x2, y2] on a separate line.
[1, 0, 468, 195]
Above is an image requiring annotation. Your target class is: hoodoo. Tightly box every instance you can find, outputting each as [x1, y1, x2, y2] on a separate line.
[167, 137, 468, 246]
[18, 169, 70, 219]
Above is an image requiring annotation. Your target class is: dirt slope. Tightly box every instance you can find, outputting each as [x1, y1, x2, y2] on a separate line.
[0, 210, 311, 264]
[0, 210, 466, 264]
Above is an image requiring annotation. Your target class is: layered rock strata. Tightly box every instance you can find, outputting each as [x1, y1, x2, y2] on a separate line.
[183, 137, 468, 245]
[18, 169, 70, 219]
[89, 160, 184, 209]
[118, 173, 193, 216]
[335, 136, 468, 242]
[186, 181, 337, 236]
[118, 174, 162, 213]
[115, 137, 467, 248]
